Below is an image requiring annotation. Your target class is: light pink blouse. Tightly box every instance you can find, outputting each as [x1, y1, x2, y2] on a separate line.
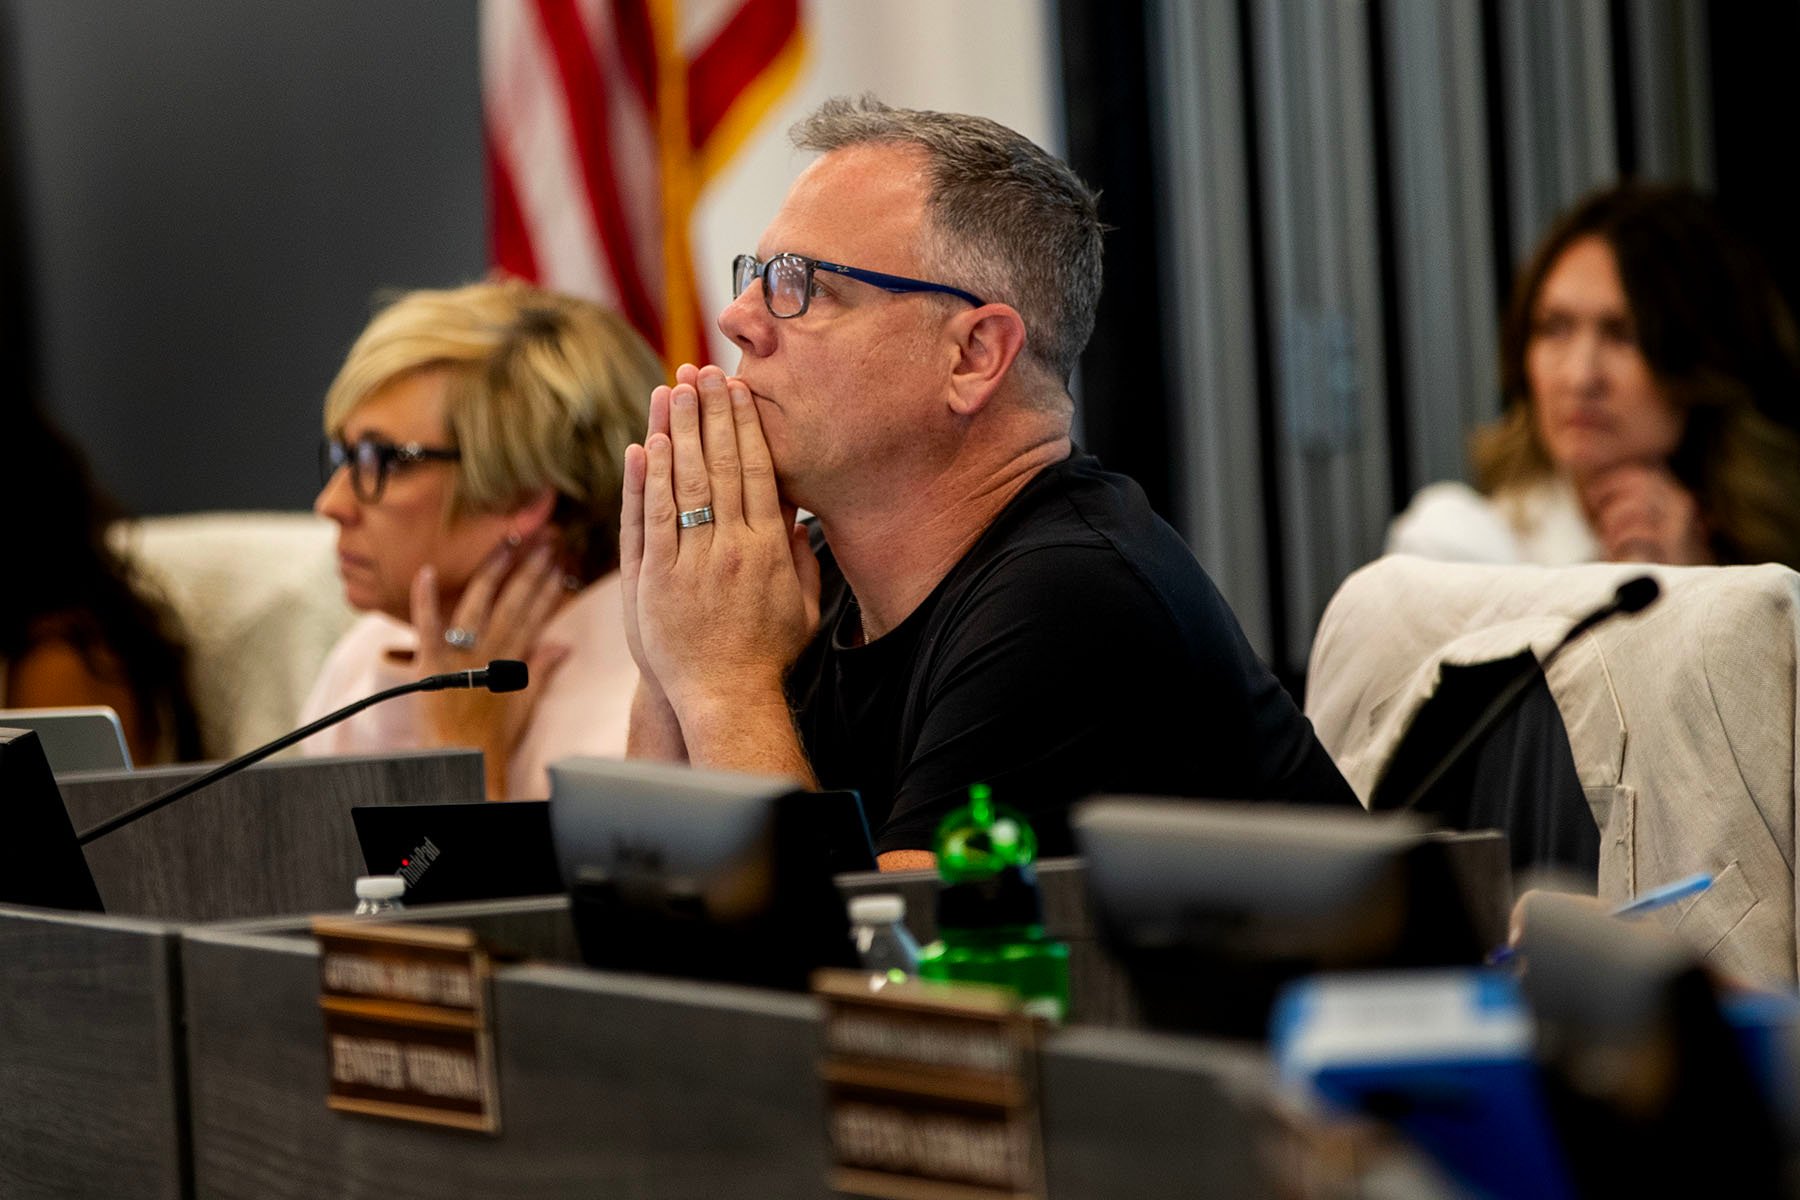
[297, 574, 635, 799]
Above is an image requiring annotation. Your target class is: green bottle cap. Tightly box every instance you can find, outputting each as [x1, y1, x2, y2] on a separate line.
[933, 783, 1038, 883]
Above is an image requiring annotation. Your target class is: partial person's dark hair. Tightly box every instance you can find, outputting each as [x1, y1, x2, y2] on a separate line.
[1475, 181, 1800, 568]
[1, 403, 200, 760]
[791, 95, 1105, 390]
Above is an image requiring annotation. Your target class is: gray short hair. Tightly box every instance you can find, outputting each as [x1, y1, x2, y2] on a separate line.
[791, 95, 1103, 386]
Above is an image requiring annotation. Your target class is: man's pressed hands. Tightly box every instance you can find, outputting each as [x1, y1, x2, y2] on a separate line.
[621, 364, 820, 766]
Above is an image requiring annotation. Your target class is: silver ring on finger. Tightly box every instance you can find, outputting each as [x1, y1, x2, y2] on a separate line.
[677, 505, 715, 530]
[443, 626, 478, 650]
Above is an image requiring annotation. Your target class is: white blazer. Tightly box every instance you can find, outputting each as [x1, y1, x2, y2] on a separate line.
[1308, 554, 1800, 988]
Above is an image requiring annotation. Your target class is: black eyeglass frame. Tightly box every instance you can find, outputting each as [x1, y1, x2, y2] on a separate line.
[732, 252, 987, 319]
[319, 435, 462, 503]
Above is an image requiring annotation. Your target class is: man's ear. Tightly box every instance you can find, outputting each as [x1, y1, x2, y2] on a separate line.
[946, 303, 1029, 416]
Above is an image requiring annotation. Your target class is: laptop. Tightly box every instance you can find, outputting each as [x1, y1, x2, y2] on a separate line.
[352, 801, 563, 905]
[0, 707, 132, 773]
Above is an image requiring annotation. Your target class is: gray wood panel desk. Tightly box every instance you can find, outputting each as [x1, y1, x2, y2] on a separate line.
[0, 751, 484, 1200]
[0, 908, 185, 1200]
[181, 900, 1281, 1200]
[4, 763, 1506, 1199]
[60, 748, 484, 921]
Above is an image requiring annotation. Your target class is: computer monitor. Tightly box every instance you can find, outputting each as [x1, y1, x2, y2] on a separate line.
[0, 706, 132, 773]
[0, 727, 105, 911]
[1514, 891, 1784, 1196]
[547, 758, 865, 991]
[1074, 798, 1487, 1039]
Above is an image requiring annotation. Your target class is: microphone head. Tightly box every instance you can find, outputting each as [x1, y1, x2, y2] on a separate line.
[1614, 576, 1660, 615]
[484, 660, 529, 693]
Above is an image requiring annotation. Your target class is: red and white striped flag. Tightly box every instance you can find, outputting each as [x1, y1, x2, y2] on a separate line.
[482, 0, 804, 368]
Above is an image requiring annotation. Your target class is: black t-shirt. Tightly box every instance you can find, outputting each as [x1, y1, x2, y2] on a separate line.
[786, 452, 1357, 855]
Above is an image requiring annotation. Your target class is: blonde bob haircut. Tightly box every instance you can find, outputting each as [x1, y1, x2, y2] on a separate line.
[324, 278, 663, 582]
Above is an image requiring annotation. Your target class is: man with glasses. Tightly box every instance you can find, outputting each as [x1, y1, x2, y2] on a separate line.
[621, 97, 1355, 868]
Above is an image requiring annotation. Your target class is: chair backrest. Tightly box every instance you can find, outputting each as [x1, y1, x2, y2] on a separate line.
[112, 512, 355, 760]
[1307, 555, 1800, 988]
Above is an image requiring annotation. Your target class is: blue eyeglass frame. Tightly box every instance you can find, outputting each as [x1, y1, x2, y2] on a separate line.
[732, 252, 986, 318]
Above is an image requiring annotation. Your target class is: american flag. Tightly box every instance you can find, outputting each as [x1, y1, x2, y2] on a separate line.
[482, 0, 804, 368]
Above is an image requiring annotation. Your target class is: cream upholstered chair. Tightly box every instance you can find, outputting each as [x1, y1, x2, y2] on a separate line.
[112, 512, 355, 761]
[1306, 554, 1800, 988]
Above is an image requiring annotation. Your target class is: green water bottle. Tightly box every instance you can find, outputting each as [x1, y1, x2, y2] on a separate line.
[916, 784, 1071, 1022]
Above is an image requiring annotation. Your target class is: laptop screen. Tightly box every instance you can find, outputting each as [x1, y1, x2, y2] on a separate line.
[0, 707, 131, 773]
[351, 801, 562, 906]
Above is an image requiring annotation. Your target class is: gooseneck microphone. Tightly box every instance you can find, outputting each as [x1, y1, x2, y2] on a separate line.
[76, 660, 529, 845]
[421, 659, 528, 694]
[1385, 577, 1659, 813]
[1555, 575, 1659, 645]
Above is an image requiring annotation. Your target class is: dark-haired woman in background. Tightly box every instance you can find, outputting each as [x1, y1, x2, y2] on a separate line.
[2, 404, 200, 762]
[1389, 182, 1800, 570]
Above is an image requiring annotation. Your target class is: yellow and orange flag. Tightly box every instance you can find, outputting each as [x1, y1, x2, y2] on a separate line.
[482, 0, 805, 367]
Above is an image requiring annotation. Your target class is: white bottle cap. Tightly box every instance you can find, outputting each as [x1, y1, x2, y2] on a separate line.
[355, 875, 406, 901]
[848, 893, 905, 924]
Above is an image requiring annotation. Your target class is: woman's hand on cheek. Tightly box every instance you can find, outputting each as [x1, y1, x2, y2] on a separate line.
[409, 538, 576, 798]
[1583, 464, 1713, 566]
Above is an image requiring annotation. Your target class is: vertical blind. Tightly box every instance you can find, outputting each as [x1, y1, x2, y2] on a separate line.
[1145, 0, 1712, 680]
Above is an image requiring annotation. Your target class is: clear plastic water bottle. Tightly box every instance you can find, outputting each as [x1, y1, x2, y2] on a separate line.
[353, 875, 407, 916]
[849, 893, 922, 981]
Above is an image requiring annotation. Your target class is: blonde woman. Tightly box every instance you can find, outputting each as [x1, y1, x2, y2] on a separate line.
[1389, 183, 1800, 570]
[301, 279, 663, 799]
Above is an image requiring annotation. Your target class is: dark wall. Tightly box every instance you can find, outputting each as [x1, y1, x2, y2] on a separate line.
[3, 1, 484, 515]
[1057, 0, 1174, 524]
[1709, 1, 1800, 322]
[0, 10, 35, 411]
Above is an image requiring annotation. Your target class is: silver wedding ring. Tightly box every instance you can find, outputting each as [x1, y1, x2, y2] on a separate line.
[443, 626, 478, 650]
[677, 505, 715, 529]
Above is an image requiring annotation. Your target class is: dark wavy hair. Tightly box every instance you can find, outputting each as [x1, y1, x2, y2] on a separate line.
[1, 403, 199, 760]
[1474, 182, 1800, 568]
